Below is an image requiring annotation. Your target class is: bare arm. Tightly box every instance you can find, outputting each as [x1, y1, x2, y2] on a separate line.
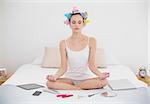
[88, 37, 102, 76]
[88, 37, 109, 79]
[54, 40, 68, 79]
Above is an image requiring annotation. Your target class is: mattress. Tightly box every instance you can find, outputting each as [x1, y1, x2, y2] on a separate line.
[1, 64, 149, 104]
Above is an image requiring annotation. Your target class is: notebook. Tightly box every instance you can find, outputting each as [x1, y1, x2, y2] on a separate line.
[17, 83, 44, 90]
[108, 79, 137, 91]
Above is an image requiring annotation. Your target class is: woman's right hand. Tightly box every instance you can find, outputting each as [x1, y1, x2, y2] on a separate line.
[46, 75, 57, 82]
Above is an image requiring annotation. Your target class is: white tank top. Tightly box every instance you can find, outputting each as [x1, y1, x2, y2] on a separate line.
[64, 37, 94, 80]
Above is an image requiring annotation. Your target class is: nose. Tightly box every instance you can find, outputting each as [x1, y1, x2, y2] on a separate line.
[75, 23, 81, 28]
[74, 23, 78, 26]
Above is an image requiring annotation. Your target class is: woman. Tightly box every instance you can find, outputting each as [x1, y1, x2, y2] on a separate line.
[46, 7, 109, 90]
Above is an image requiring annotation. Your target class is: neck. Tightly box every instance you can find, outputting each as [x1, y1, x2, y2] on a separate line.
[71, 32, 82, 39]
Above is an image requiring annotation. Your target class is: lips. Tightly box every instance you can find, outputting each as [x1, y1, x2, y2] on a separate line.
[74, 28, 79, 30]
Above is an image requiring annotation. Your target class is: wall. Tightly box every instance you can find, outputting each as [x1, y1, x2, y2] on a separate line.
[2, 0, 148, 73]
[148, 0, 150, 75]
[0, 3, 1, 65]
[0, 0, 4, 65]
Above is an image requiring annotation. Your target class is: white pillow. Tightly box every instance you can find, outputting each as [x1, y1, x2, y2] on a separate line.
[41, 47, 60, 68]
[105, 55, 120, 66]
[32, 57, 43, 65]
[96, 48, 107, 68]
[104, 48, 120, 66]
[33, 47, 119, 68]
[96, 48, 120, 68]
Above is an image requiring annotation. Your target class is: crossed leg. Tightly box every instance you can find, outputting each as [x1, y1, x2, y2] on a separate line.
[77, 77, 108, 90]
[46, 77, 108, 90]
[46, 78, 81, 90]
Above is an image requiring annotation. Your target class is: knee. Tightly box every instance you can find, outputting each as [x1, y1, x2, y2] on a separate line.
[46, 81, 55, 89]
[97, 79, 108, 88]
[102, 79, 108, 86]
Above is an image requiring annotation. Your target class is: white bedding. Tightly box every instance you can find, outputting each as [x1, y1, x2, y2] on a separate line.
[3, 64, 147, 88]
[1, 64, 150, 104]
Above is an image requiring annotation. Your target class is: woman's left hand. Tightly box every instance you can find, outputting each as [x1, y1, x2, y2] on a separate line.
[99, 72, 109, 80]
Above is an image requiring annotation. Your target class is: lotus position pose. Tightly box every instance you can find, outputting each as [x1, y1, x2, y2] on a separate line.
[46, 7, 109, 90]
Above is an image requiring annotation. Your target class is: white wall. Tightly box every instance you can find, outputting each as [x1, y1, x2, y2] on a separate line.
[0, 0, 4, 65]
[0, 5, 2, 65]
[2, 0, 148, 73]
[148, 0, 150, 75]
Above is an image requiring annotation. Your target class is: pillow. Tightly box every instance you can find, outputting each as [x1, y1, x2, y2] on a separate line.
[105, 54, 120, 66]
[41, 47, 119, 68]
[96, 48, 120, 67]
[41, 47, 60, 68]
[96, 48, 107, 68]
[32, 57, 43, 65]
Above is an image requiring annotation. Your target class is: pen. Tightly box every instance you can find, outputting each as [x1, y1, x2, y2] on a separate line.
[88, 92, 100, 97]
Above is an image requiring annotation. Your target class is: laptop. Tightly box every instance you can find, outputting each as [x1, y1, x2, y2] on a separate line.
[17, 83, 44, 90]
[108, 79, 137, 91]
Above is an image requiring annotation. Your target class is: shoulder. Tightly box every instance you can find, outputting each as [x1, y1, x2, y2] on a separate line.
[89, 37, 96, 42]
[59, 40, 66, 49]
[89, 37, 96, 47]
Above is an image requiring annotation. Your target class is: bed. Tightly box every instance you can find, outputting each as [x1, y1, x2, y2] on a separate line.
[0, 63, 150, 104]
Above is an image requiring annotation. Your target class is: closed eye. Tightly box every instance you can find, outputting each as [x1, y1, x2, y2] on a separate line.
[78, 20, 82, 24]
[72, 21, 76, 24]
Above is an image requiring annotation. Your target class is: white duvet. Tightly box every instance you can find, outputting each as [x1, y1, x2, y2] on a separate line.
[3, 64, 146, 88]
[1, 64, 150, 104]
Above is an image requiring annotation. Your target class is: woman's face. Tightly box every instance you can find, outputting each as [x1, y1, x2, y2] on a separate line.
[69, 14, 84, 33]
